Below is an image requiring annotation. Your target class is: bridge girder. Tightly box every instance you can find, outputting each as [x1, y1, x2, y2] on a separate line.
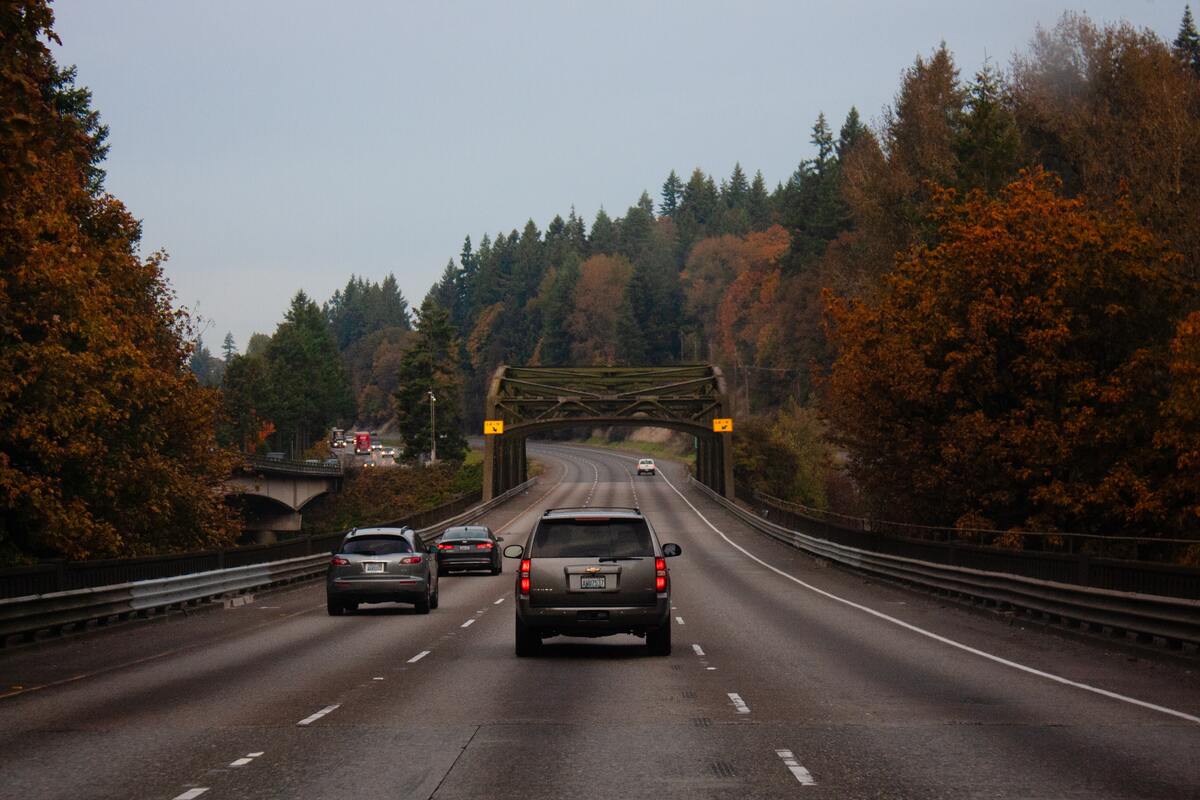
[482, 365, 734, 501]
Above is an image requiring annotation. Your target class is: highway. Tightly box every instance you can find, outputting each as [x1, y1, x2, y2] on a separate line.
[1, 444, 1198, 799]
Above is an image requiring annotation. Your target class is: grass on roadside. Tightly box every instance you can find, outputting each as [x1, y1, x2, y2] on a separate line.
[578, 437, 696, 466]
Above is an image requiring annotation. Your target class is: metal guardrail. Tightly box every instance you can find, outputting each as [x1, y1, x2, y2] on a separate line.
[691, 478, 1200, 649]
[0, 477, 537, 644]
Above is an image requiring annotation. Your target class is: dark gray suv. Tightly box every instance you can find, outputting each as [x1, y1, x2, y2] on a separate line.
[503, 507, 681, 656]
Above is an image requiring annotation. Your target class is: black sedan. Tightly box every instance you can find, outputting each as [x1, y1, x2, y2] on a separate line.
[435, 525, 504, 575]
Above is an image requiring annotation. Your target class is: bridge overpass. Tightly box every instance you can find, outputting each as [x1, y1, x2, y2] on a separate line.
[225, 456, 342, 542]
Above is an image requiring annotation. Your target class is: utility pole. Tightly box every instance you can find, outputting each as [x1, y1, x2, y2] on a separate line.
[427, 389, 437, 464]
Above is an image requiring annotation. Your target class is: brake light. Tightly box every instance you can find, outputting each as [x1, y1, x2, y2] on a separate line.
[655, 557, 668, 593]
[330, 556, 349, 566]
[437, 543, 454, 550]
[519, 558, 531, 595]
[400, 556, 422, 564]
[475, 542, 494, 550]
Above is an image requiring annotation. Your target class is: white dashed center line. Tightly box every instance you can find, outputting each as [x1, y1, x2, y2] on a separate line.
[775, 749, 816, 785]
[692, 643, 705, 657]
[407, 650, 430, 663]
[172, 790, 209, 800]
[728, 692, 751, 714]
[296, 704, 340, 726]
[675, 616, 685, 625]
[493, 597, 506, 605]
[461, 619, 476, 628]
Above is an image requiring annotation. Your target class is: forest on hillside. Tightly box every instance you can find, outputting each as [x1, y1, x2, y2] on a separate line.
[214, 10, 1200, 550]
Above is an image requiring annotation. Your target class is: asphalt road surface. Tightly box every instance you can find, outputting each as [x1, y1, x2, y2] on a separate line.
[2, 444, 1198, 799]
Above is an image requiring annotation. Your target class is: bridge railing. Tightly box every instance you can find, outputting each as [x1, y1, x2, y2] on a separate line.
[240, 455, 343, 477]
[742, 488, 1200, 600]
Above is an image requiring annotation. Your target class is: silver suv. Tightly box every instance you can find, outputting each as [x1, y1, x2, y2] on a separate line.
[326, 527, 439, 615]
[503, 507, 681, 656]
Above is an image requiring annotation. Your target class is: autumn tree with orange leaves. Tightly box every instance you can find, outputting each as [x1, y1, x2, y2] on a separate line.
[0, 2, 238, 562]
[824, 170, 1196, 539]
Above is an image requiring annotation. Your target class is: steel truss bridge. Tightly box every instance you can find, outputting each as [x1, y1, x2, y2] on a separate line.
[482, 365, 734, 501]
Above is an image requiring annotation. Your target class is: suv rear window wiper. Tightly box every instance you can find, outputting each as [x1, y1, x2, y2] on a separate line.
[597, 556, 646, 562]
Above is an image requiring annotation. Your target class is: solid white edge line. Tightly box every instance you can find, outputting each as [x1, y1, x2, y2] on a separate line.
[692, 643, 705, 656]
[172, 790, 209, 800]
[461, 619, 476, 628]
[296, 703, 341, 726]
[642, 460, 1200, 727]
[407, 650, 430, 663]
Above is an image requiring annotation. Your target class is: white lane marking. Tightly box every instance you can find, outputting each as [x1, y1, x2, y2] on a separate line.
[728, 692, 751, 714]
[676, 616, 685, 625]
[247, 752, 264, 757]
[649, 462, 1200, 726]
[407, 650, 430, 663]
[706, 666, 717, 671]
[229, 758, 253, 767]
[775, 749, 816, 786]
[692, 643, 705, 656]
[493, 597, 505, 605]
[372, 677, 384, 681]
[461, 619, 476, 628]
[296, 704, 340, 726]
[172, 790, 209, 800]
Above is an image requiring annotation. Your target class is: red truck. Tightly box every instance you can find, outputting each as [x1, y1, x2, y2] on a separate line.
[353, 431, 372, 455]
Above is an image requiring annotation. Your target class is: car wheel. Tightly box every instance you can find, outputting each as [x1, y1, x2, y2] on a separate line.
[414, 586, 431, 614]
[326, 598, 344, 616]
[647, 621, 672, 656]
[430, 584, 440, 609]
[515, 617, 541, 657]
[491, 559, 502, 575]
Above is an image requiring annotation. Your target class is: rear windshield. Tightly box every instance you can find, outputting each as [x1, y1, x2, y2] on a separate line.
[439, 529, 489, 541]
[532, 519, 653, 558]
[341, 536, 413, 555]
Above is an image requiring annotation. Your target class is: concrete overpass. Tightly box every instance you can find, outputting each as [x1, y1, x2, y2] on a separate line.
[226, 456, 342, 543]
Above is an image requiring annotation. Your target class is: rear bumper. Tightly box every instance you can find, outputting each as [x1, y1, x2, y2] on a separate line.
[438, 554, 496, 570]
[327, 576, 428, 601]
[516, 598, 670, 637]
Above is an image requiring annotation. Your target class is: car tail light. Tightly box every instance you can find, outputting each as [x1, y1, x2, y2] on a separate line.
[400, 556, 422, 564]
[437, 543, 454, 550]
[475, 542, 493, 550]
[330, 556, 350, 566]
[655, 557, 668, 593]
[519, 558, 531, 595]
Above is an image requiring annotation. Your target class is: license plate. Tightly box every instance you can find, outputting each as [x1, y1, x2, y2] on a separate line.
[363, 562, 385, 573]
[580, 576, 606, 589]
[457, 545, 471, 551]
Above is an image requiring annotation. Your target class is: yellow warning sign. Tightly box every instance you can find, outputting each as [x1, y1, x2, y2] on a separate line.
[483, 420, 505, 435]
[712, 418, 733, 433]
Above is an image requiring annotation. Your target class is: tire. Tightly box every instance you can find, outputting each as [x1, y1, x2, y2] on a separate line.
[491, 560, 502, 575]
[414, 586, 431, 614]
[515, 616, 541, 657]
[430, 584, 440, 609]
[326, 598, 344, 616]
[647, 620, 672, 656]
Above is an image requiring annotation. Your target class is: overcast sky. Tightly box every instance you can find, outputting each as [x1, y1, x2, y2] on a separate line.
[50, 0, 1184, 352]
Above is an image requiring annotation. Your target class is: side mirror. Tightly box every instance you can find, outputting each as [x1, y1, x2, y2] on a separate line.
[502, 544, 524, 559]
[661, 542, 682, 557]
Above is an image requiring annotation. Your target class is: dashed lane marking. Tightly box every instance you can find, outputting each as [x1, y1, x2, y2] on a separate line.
[296, 704, 340, 726]
[692, 644, 705, 657]
[728, 692, 751, 714]
[461, 619, 476, 628]
[775, 750, 816, 786]
[172, 790, 208, 800]
[407, 650, 430, 664]
[493, 597, 505, 605]
[676, 616, 685, 625]
[229, 751, 264, 767]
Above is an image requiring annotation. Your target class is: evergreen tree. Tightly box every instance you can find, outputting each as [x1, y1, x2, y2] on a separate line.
[540, 252, 582, 366]
[725, 162, 749, 209]
[265, 291, 354, 457]
[393, 299, 468, 461]
[619, 202, 655, 263]
[811, 112, 835, 173]
[45, 64, 109, 196]
[219, 353, 271, 451]
[636, 190, 654, 215]
[954, 62, 1022, 193]
[660, 170, 682, 217]
[836, 106, 867, 159]
[747, 170, 772, 230]
[589, 208, 619, 254]
[221, 332, 237, 362]
[1176, 5, 1200, 75]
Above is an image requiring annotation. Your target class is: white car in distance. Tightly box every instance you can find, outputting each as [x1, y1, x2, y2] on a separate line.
[636, 458, 656, 476]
